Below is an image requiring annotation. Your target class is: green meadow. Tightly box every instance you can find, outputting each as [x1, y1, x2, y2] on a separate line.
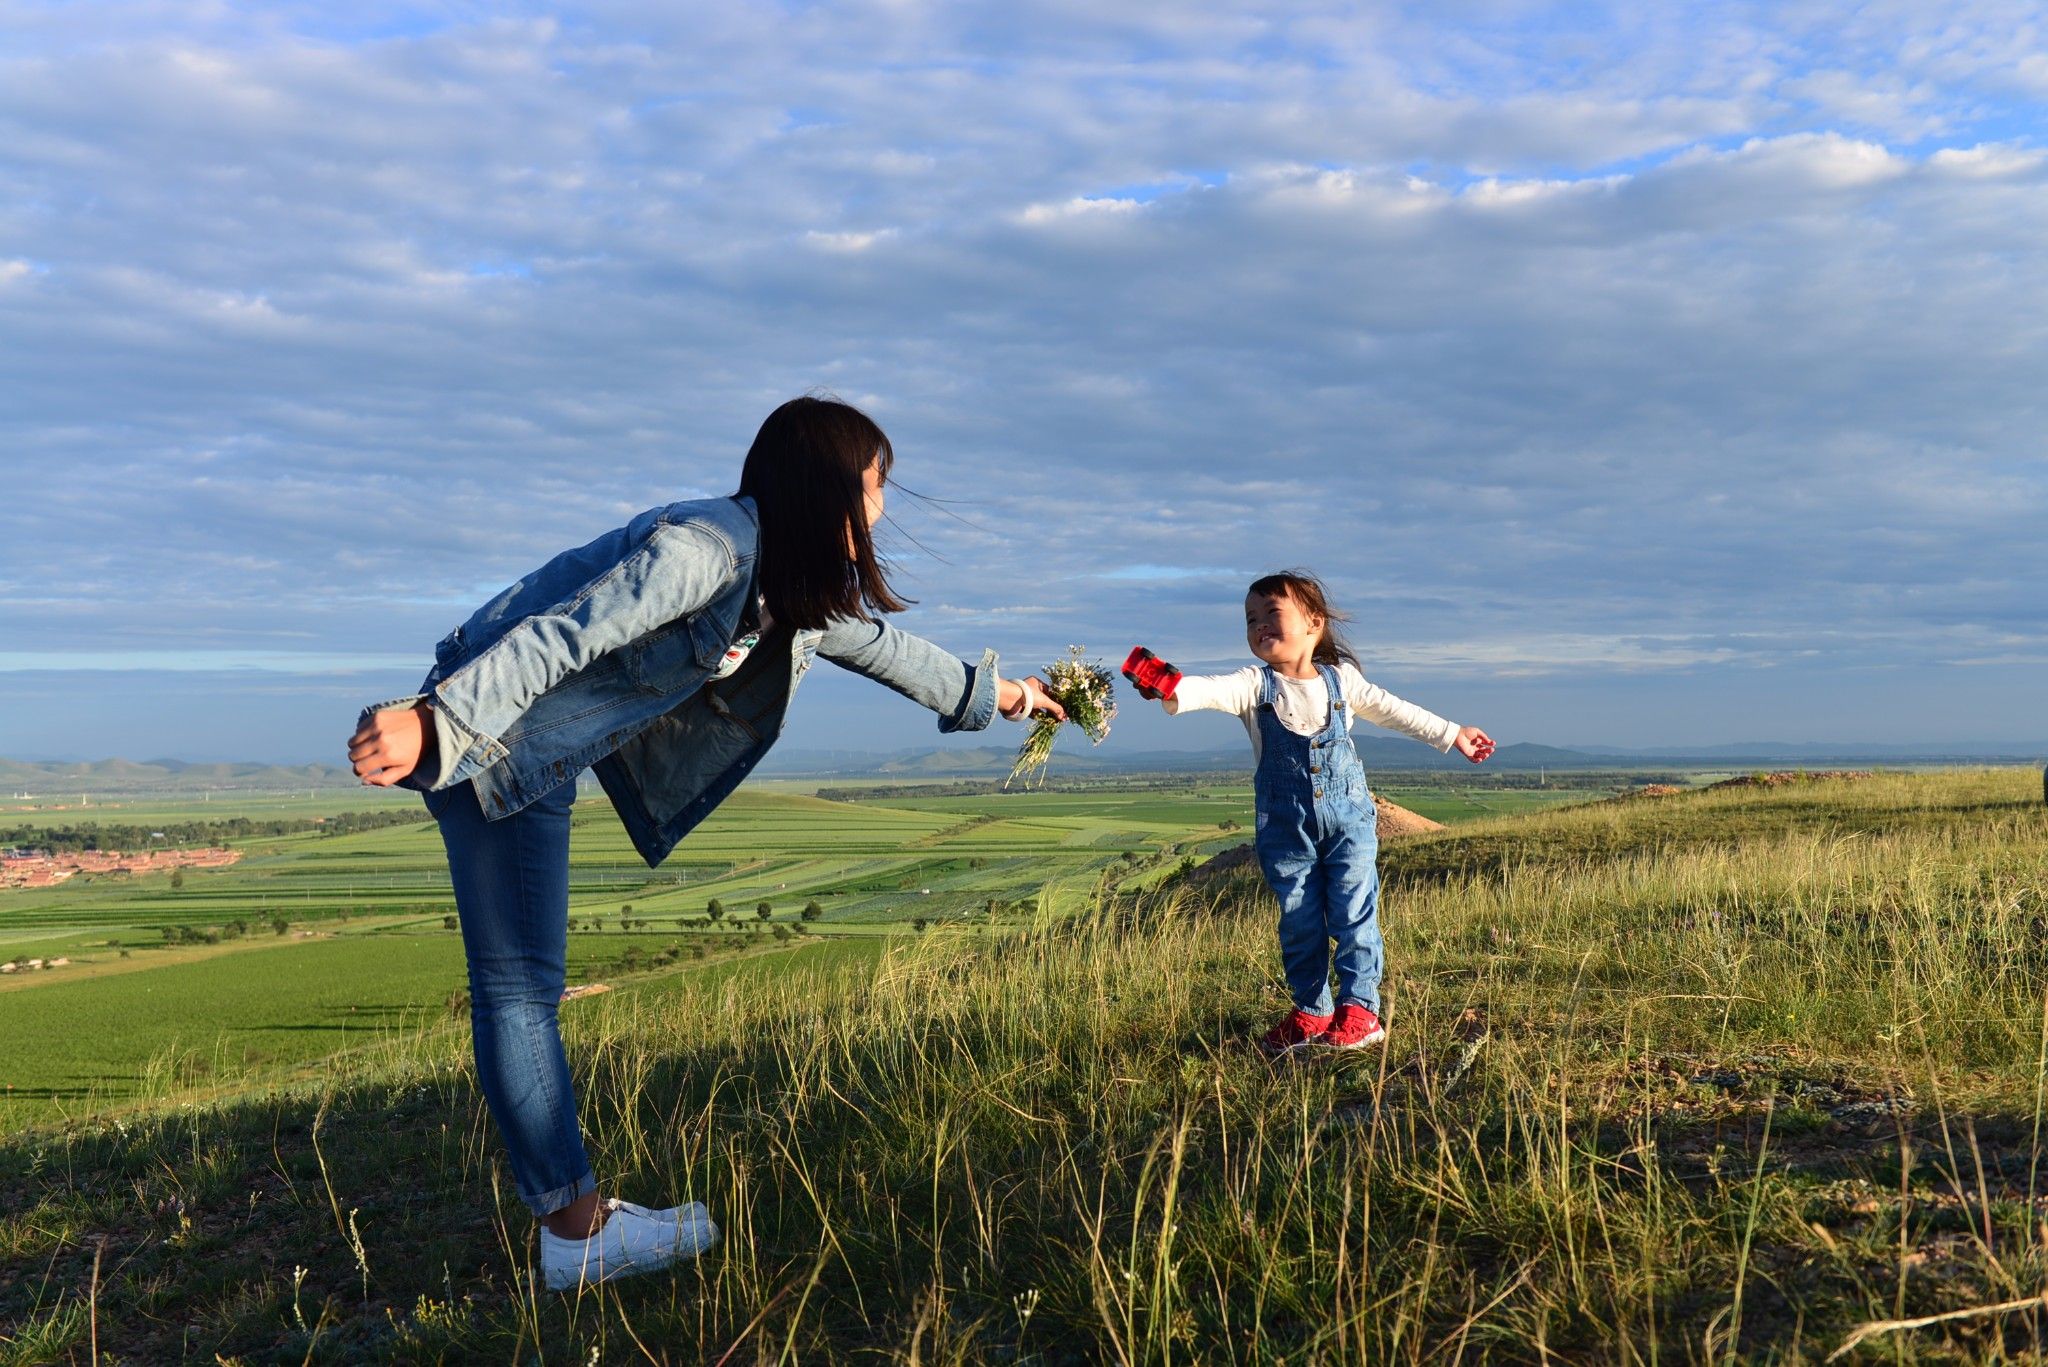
[0, 782, 1303, 1128]
[13, 771, 2046, 1361]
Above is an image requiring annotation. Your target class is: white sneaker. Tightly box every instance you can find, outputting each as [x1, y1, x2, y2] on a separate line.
[540, 1197, 720, 1291]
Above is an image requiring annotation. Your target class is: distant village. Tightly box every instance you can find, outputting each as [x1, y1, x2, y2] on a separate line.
[0, 845, 241, 889]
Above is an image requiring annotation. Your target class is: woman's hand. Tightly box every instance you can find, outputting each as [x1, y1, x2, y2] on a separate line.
[999, 677, 1067, 723]
[348, 703, 435, 786]
[1453, 726, 1495, 763]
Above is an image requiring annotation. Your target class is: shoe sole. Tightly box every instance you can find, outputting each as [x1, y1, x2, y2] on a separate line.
[1317, 1028, 1387, 1051]
[544, 1218, 720, 1291]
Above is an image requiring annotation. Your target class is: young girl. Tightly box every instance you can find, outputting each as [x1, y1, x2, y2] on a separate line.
[1144, 571, 1492, 1055]
[345, 396, 1065, 1289]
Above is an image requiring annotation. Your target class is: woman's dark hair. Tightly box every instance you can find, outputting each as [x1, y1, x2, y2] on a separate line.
[738, 396, 908, 631]
[1247, 570, 1360, 669]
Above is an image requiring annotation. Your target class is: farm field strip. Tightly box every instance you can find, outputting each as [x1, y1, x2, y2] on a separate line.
[0, 785, 1245, 1124]
[0, 778, 1602, 1126]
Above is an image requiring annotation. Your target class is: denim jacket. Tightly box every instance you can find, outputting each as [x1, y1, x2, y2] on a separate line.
[359, 494, 1000, 866]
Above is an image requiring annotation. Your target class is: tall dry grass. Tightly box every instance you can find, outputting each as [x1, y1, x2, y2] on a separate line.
[2, 767, 2045, 1363]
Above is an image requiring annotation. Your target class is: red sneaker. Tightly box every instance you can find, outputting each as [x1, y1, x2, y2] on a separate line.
[1260, 1008, 1333, 1056]
[1320, 1005, 1386, 1050]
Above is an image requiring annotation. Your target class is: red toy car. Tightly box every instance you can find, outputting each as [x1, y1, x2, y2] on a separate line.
[1122, 646, 1182, 701]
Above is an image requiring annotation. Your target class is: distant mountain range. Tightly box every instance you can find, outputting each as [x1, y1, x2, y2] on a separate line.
[3, 740, 2043, 795]
[0, 757, 362, 796]
[750, 740, 1603, 776]
[751, 737, 2048, 777]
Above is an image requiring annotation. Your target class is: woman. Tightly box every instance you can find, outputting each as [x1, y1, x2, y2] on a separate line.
[345, 396, 1064, 1290]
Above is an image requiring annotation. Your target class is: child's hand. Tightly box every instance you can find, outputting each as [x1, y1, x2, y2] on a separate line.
[1121, 646, 1181, 701]
[1453, 726, 1495, 763]
[348, 703, 433, 786]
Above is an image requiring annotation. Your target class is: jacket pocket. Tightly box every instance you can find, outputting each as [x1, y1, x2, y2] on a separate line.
[626, 614, 728, 694]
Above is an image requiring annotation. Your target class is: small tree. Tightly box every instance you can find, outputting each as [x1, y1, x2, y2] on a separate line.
[707, 898, 725, 923]
[756, 901, 773, 922]
[802, 901, 823, 922]
[272, 916, 290, 936]
[772, 924, 792, 942]
[912, 917, 929, 934]
[169, 869, 184, 891]
[443, 915, 459, 931]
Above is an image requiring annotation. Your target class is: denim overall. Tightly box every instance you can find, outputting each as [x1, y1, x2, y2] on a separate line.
[1252, 664, 1383, 1016]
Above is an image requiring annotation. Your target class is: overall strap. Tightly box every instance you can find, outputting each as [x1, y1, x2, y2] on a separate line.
[1315, 662, 1346, 734]
[1257, 665, 1280, 709]
[1318, 668, 1351, 721]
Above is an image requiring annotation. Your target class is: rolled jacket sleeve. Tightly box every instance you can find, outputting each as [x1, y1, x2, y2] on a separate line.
[816, 616, 1000, 733]
[352, 692, 473, 792]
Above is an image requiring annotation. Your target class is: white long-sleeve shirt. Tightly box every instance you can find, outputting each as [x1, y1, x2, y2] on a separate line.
[1165, 662, 1460, 765]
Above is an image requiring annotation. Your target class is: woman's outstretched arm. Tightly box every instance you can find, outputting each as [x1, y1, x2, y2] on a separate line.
[817, 617, 1064, 731]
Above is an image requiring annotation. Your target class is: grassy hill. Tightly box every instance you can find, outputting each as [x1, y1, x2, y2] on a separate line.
[2, 770, 2045, 1362]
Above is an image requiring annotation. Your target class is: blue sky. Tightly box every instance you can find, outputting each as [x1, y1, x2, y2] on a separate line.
[2, 1, 2044, 762]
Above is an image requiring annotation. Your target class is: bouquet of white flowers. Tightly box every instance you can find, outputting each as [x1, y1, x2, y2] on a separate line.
[1007, 646, 1118, 788]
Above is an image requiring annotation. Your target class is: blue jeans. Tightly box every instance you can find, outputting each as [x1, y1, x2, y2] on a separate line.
[1258, 819, 1383, 1015]
[424, 775, 595, 1217]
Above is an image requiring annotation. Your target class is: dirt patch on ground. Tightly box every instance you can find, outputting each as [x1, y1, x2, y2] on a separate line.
[1614, 783, 1688, 799]
[1374, 795, 1446, 836]
[1707, 770, 1876, 790]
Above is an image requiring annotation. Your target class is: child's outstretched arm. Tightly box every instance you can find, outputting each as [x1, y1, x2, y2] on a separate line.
[1341, 663, 1493, 761]
[1124, 648, 1258, 716]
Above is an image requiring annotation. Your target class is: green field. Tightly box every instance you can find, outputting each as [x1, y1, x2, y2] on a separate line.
[0, 779, 1614, 1130]
[0, 781, 1321, 1128]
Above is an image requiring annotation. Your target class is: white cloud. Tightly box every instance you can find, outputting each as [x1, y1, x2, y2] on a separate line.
[1, 2, 2045, 755]
[1018, 196, 1146, 224]
[1929, 142, 2048, 178]
[805, 228, 900, 252]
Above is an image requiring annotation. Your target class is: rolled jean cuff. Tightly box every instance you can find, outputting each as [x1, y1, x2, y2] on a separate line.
[526, 1168, 598, 1218]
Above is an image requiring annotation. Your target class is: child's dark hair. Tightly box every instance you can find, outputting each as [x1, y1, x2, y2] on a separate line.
[738, 395, 909, 631]
[1248, 570, 1360, 670]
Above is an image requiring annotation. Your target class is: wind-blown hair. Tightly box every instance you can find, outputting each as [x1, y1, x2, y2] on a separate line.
[1247, 570, 1360, 670]
[738, 396, 908, 631]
